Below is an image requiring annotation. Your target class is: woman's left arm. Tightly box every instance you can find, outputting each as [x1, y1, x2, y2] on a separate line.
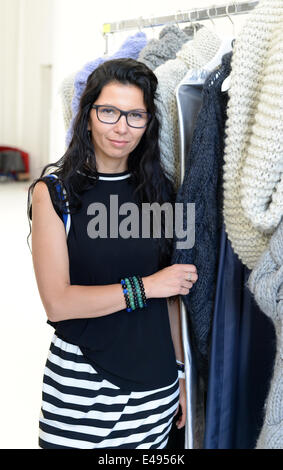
[167, 296, 186, 429]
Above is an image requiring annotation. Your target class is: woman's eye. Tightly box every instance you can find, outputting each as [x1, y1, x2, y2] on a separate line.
[101, 107, 115, 115]
[130, 112, 143, 119]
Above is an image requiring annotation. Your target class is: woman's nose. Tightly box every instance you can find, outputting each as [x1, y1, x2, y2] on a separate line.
[114, 115, 128, 133]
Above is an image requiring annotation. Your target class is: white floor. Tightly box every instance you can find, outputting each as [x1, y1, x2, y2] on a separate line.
[0, 179, 54, 449]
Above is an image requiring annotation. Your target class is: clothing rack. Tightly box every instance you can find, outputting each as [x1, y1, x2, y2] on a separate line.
[102, 1, 259, 54]
[102, 0, 259, 450]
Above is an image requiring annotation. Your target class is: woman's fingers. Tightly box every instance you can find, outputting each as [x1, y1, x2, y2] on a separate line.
[176, 397, 187, 429]
[181, 280, 193, 289]
[184, 272, 198, 283]
[176, 409, 186, 429]
[184, 264, 197, 274]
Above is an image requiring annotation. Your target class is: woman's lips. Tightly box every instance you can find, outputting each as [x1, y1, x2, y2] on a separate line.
[109, 139, 129, 147]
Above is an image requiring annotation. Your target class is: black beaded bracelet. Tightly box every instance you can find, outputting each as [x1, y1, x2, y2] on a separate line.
[136, 275, 147, 307]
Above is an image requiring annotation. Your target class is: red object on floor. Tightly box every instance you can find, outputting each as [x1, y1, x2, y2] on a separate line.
[0, 146, 29, 173]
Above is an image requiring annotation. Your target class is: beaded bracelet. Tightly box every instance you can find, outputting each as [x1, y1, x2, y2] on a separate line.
[125, 278, 136, 311]
[129, 277, 143, 309]
[120, 275, 147, 312]
[128, 277, 140, 309]
[132, 276, 145, 309]
[136, 275, 147, 307]
[130, 275, 147, 309]
[120, 279, 134, 312]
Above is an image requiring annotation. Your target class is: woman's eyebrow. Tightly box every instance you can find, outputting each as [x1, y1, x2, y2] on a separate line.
[97, 104, 147, 112]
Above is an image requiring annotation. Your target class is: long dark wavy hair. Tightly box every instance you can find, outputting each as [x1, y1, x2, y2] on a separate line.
[27, 58, 177, 278]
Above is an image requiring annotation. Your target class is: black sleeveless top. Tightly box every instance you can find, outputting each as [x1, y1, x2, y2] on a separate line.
[39, 169, 178, 391]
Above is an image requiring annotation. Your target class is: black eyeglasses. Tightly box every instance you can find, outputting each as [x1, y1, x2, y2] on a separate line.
[91, 105, 151, 128]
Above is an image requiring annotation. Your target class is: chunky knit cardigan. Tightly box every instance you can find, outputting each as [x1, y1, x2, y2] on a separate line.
[240, 17, 283, 233]
[171, 52, 232, 383]
[248, 218, 283, 449]
[223, 0, 283, 269]
[154, 27, 221, 189]
[65, 32, 147, 146]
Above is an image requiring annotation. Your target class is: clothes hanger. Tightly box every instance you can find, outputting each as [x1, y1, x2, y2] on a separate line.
[189, 12, 197, 39]
[207, 7, 217, 31]
[175, 12, 182, 31]
[226, 3, 236, 37]
[137, 16, 143, 33]
[221, 4, 237, 92]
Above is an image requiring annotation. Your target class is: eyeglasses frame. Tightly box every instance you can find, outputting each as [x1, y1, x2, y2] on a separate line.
[91, 104, 151, 129]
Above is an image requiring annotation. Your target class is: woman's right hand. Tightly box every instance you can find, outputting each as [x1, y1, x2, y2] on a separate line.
[143, 264, 198, 299]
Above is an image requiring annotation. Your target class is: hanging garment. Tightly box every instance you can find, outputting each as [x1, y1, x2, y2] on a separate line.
[223, 0, 283, 270]
[204, 225, 276, 449]
[176, 37, 233, 171]
[59, 71, 77, 134]
[63, 32, 147, 146]
[248, 219, 283, 449]
[172, 52, 233, 386]
[173, 43, 233, 449]
[138, 24, 192, 71]
[239, 22, 283, 233]
[154, 27, 221, 189]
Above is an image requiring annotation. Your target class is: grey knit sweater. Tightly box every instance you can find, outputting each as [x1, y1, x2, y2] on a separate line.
[248, 218, 283, 449]
[138, 24, 203, 71]
[138, 24, 191, 70]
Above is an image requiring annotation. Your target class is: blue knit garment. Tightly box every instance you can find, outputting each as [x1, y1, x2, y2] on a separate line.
[66, 32, 148, 146]
[171, 52, 232, 384]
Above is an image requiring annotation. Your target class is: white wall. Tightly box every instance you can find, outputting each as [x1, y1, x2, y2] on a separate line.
[0, 0, 249, 180]
[0, 0, 54, 176]
[0, 0, 21, 146]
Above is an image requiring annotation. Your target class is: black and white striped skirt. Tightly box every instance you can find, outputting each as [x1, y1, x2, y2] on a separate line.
[39, 334, 180, 449]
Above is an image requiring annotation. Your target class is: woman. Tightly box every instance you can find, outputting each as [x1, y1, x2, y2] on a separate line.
[27, 58, 198, 449]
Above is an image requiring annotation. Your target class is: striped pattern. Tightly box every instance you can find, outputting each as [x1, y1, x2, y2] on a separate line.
[39, 334, 180, 449]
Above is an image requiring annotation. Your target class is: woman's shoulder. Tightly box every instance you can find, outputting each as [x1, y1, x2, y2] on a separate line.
[31, 174, 66, 222]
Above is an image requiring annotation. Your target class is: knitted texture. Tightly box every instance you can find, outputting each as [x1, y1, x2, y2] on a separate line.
[240, 19, 283, 232]
[248, 218, 283, 449]
[138, 24, 202, 71]
[66, 32, 147, 146]
[154, 27, 221, 189]
[171, 52, 232, 383]
[223, 0, 283, 269]
[59, 71, 76, 132]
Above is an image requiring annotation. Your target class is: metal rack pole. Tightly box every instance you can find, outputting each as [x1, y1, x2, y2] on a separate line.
[102, 1, 258, 35]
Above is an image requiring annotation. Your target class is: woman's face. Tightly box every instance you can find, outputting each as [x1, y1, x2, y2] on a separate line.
[88, 82, 148, 169]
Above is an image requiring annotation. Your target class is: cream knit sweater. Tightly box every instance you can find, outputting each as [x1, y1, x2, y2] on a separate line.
[240, 18, 283, 233]
[59, 72, 76, 133]
[223, 0, 283, 269]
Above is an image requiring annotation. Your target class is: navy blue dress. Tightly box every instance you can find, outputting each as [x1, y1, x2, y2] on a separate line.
[204, 225, 276, 449]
